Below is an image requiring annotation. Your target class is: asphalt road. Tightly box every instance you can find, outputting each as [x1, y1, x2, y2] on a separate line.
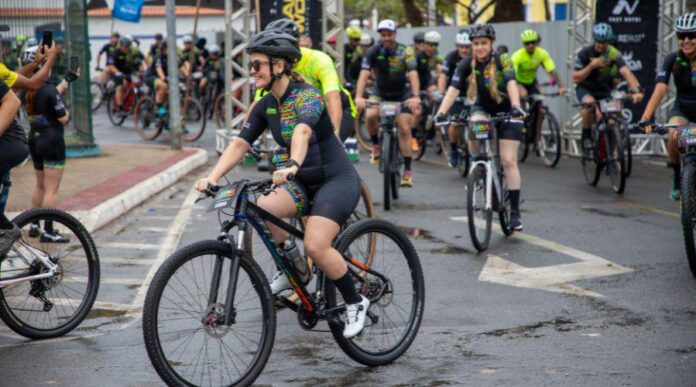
[0, 114, 694, 386]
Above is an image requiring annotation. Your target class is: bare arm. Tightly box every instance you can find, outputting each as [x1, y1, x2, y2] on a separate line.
[57, 111, 70, 125]
[507, 79, 522, 108]
[325, 90, 342, 135]
[408, 70, 420, 95]
[436, 86, 461, 116]
[289, 123, 311, 166]
[0, 89, 20, 136]
[641, 82, 668, 121]
[12, 42, 59, 91]
[573, 57, 603, 84]
[437, 73, 448, 94]
[619, 65, 640, 90]
[354, 69, 370, 102]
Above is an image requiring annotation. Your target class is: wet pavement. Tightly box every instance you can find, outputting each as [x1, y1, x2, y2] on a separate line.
[0, 119, 695, 385]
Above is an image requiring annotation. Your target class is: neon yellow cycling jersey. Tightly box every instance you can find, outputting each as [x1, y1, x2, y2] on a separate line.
[510, 46, 556, 86]
[255, 47, 356, 117]
[0, 62, 19, 88]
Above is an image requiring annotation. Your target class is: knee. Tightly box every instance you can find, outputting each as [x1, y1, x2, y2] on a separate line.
[501, 154, 518, 170]
[304, 234, 330, 261]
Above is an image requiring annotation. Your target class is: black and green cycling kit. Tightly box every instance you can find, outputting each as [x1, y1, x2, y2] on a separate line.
[656, 51, 696, 122]
[574, 44, 626, 100]
[28, 82, 67, 170]
[361, 43, 417, 100]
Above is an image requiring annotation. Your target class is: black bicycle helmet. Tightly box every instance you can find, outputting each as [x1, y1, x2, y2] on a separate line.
[246, 30, 301, 64]
[469, 24, 496, 40]
[413, 31, 425, 44]
[266, 18, 300, 39]
[593, 23, 613, 43]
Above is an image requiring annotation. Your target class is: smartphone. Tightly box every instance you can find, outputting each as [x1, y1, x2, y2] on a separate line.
[42, 30, 53, 50]
[70, 56, 79, 72]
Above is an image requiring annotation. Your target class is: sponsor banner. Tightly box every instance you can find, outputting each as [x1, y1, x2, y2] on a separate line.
[596, 0, 659, 123]
[258, 0, 323, 50]
[112, 0, 145, 23]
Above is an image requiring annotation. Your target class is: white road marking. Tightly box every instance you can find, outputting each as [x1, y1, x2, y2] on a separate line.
[65, 275, 142, 286]
[0, 332, 103, 349]
[99, 257, 157, 266]
[138, 226, 169, 232]
[103, 242, 161, 250]
[120, 187, 200, 326]
[450, 216, 633, 297]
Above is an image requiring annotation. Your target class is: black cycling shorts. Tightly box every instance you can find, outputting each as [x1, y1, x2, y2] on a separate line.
[668, 104, 696, 124]
[520, 82, 540, 96]
[144, 75, 160, 90]
[470, 104, 523, 142]
[575, 85, 611, 103]
[0, 136, 29, 175]
[28, 129, 65, 170]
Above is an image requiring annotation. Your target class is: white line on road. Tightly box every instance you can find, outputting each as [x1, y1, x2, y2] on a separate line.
[66, 275, 143, 286]
[99, 257, 157, 266]
[120, 187, 200, 327]
[103, 242, 161, 250]
[138, 226, 170, 232]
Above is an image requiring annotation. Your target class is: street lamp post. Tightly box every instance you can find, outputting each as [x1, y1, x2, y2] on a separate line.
[165, 0, 182, 150]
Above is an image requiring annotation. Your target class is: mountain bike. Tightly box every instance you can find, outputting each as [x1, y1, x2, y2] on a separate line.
[412, 91, 433, 161]
[1, 208, 100, 339]
[133, 81, 206, 142]
[465, 114, 519, 252]
[434, 105, 471, 178]
[142, 178, 425, 386]
[518, 92, 562, 168]
[366, 101, 407, 211]
[106, 73, 143, 126]
[573, 92, 637, 194]
[633, 122, 696, 277]
[90, 80, 105, 112]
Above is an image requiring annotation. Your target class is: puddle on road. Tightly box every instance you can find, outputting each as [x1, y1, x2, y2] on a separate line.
[481, 317, 576, 338]
[580, 206, 629, 218]
[86, 307, 129, 320]
[430, 245, 470, 255]
[400, 227, 473, 256]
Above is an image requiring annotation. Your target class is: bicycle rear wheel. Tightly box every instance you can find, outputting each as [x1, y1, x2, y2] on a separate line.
[106, 91, 127, 126]
[1, 208, 99, 339]
[181, 97, 207, 142]
[467, 165, 492, 252]
[681, 163, 696, 277]
[540, 111, 562, 168]
[143, 240, 275, 387]
[355, 117, 372, 152]
[581, 131, 601, 187]
[390, 137, 401, 200]
[618, 118, 633, 177]
[325, 219, 425, 366]
[133, 96, 163, 141]
[497, 178, 514, 236]
[607, 125, 626, 194]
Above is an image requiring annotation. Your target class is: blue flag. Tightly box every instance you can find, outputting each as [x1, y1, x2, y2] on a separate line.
[112, 0, 145, 23]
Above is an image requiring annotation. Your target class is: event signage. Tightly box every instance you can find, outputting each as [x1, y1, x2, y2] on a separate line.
[259, 0, 323, 50]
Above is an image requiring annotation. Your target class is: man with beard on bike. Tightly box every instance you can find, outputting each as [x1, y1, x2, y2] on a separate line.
[438, 29, 472, 168]
[354, 19, 421, 187]
[639, 13, 696, 201]
[195, 30, 370, 338]
[435, 24, 526, 230]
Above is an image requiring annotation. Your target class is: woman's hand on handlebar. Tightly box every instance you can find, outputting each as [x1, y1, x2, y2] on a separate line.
[638, 118, 652, 134]
[272, 165, 298, 187]
[194, 177, 217, 193]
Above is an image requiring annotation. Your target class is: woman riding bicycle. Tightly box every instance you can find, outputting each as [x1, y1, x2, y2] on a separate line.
[640, 12, 696, 201]
[194, 30, 369, 338]
[435, 24, 526, 230]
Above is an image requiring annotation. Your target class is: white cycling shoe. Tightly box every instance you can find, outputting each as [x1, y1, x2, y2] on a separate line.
[269, 271, 292, 295]
[343, 295, 370, 339]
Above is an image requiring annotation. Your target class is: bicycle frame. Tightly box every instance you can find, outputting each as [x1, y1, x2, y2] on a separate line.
[469, 119, 507, 212]
[0, 243, 58, 288]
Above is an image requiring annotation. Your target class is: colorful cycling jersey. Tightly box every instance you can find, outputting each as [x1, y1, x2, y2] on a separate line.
[27, 82, 67, 133]
[510, 46, 556, 86]
[451, 53, 516, 109]
[0, 78, 25, 144]
[0, 63, 18, 88]
[415, 50, 444, 88]
[108, 48, 135, 74]
[441, 50, 467, 88]
[656, 51, 696, 109]
[361, 43, 417, 100]
[574, 44, 626, 94]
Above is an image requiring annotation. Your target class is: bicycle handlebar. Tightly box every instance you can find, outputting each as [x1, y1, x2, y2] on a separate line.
[628, 122, 680, 135]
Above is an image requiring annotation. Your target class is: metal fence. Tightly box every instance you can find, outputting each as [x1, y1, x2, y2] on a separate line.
[0, 0, 96, 155]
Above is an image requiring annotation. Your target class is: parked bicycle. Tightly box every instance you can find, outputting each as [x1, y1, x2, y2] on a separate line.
[1, 208, 100, 339]
[142, 178, 425, 386]
[518, 92, 562, 168]
[573, 91, 637, 194]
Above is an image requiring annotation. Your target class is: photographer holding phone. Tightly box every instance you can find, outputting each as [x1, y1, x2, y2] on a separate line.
[22, 50, 80, 241]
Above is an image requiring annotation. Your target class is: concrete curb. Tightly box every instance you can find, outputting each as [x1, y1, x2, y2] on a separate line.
[77, 147, 208, 232]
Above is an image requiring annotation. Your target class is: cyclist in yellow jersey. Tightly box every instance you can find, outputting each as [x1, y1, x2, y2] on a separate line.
[511, 29, 566, 99]
[254, 18, 357, 141]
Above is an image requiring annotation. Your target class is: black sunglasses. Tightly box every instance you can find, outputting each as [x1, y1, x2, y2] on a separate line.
[524, 41, 538, 46]
[427, 42, 438, 47]
[248, 60, 270, 72]
[677, 32, 696, 41]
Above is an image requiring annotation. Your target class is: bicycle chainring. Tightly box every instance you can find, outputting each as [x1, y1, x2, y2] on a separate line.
[297, 306, 318, 330]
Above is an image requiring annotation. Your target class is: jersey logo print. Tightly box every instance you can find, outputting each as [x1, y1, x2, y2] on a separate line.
[266, 107, 277, 115]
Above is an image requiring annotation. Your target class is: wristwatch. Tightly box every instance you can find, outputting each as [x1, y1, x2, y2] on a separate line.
[284, 160, 301, 170]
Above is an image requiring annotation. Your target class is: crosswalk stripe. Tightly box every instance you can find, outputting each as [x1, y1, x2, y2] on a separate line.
[100, 257, 157, 265]
[65, 276, 143, 286]
[103, 242, 160, 250]
[139, 227, 169, 232]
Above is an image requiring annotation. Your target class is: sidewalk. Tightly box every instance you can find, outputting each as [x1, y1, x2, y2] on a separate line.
[7, 143, 208, 232]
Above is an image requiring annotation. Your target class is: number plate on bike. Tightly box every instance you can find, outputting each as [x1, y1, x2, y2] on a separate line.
[208, 182, 243, 212]
[599, 98, 623, 113]
[678, 125, 696, 151]
[472, 121, 492, 140]
[380, 102, 401, 117]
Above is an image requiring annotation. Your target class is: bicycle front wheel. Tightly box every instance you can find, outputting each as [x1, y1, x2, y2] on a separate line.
[143, 240, 275, 387]
[540, 111, 562, 168]
[106, 91, 127, 126]
[607, 125, 626, 194]
[618, 118, 633, 177]
[181, 97, 207, 142]
[133, 96, 163, 141]
[326, 219, 425, 366]
[382, 132, 392, 211]
[1, 208, 100, 339]
[467, 165, 492, 252]
[518, 126, 530, 162]
[681, 163, 696, 277]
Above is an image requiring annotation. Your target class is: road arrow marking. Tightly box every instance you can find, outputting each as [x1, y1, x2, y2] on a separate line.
[450, 216, 633, 297]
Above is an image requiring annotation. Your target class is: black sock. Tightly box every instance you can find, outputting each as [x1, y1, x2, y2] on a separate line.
[509, 190, 521, 213]
[370, 135, 379, 145]
[404, 157, 412, 171]
[673, 164, 681, 190]
[0, 214, 13, 230]
[450, 142, 458, 152]
[333, 271, 361, 304]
